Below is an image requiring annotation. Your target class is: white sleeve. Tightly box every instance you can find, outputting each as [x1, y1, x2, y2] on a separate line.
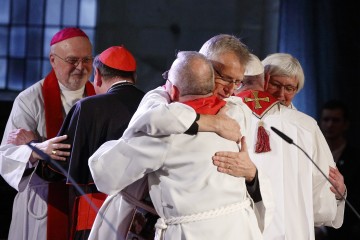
[0, 93, 40, 191]
[253, 169, 275, 232]
[0, 144, 33, 190]
[312, 126, 344, 228]
[122, 87, 197, 138]
[89, 135, 169, 196]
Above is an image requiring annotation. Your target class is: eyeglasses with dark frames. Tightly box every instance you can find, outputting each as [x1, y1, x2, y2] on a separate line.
[213, 68, 242, 87]
[52, 53, 93, 67]
[268, 80, 297, 94]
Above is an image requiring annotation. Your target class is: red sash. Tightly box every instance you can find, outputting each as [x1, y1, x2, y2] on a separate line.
[69, 193, 107, 239]
[42, 70, 95, 240]
[183, 95, 226, 115]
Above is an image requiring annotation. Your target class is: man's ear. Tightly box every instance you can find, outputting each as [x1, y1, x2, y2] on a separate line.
[94, 68, 102, 87]
[264, 73, 270, 90]
[170, 85, 180, 101]
[49, 54, 56, 68]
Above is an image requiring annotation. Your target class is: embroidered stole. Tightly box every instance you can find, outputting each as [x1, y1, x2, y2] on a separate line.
[235, 90, 279, 153]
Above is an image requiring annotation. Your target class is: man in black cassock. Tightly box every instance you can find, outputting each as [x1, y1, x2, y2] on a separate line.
[36, 45, 145, 239]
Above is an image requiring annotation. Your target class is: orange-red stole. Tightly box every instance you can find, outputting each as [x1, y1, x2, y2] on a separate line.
[42, 70, 96, 139]
[42, 70, 95, 240]
[235, 90, 279, 153]
[183, 95, 226, 115]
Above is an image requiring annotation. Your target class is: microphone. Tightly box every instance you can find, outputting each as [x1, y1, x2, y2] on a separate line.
[26, 143, 117, 234]
[270, 126, 360, 221]
[270, 126, 293, 144]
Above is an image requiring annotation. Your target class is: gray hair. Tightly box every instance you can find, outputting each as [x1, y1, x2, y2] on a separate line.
[262, 53, 305, 92]
[199, 34, 251, 67]
[171, 51, 214, 96]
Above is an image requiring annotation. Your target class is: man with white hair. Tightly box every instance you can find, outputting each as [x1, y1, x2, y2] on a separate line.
[0, 27, 95, 240]
[35, 45, 145, 239]
[262, 53, 304, 108]
[215, 53, 346, 239]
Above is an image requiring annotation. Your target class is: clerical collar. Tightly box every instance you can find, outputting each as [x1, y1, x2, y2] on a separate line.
[107, 80, 134, 93]
[58, 81, 85, 114]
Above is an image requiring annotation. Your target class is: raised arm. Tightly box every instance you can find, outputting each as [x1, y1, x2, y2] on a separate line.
[123, 87, 242, 142]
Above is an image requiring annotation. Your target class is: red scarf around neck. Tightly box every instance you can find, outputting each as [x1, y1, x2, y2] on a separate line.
[42, 70, 95, 139]
[183, 95, 226, 115]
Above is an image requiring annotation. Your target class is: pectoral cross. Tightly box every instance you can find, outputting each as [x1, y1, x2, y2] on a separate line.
[244, 91, 270, 109]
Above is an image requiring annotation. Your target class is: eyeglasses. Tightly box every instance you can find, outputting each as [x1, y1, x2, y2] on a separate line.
[53, 53, 93, 67]
[162, 70, 174, 85]
[267, 80, 297, 94]
[162, 70, 169, 80]
[213, 68, 242, 87]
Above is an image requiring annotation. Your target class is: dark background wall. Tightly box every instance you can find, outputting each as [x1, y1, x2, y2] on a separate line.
[1, 0, 360, 238]
[279, 0, 360, 143]
[94, 0, 279, 92]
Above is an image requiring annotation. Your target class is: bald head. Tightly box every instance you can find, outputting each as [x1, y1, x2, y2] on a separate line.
[167, 51, 214, 101]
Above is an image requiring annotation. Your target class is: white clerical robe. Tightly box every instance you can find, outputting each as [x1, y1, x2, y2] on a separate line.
[94, 87, 342, 240]
[89, 88, 274, 240]
[0, 79, 85, 240]
[88, 87, 204, 240]
[1, 80, 48, 240]
[90, 132, 262, 240]
[233, 99, 345, 240]
[89, 93, 268, 240]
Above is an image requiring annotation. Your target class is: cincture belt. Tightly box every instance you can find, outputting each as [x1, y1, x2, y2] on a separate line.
[154, 198, 251, 240]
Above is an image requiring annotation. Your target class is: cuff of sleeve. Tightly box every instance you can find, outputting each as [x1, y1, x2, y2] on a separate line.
[28, 140, 40, 165]
[184, 113, 200, 135]
[246, 169, 262, 202]
[336, 185, 347, 202]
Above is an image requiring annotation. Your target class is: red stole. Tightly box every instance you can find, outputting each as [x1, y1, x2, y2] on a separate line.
[42, 70, 96, 139]
[183, 95, 226, 114]
[236, 90, 279, 153]
[42, 70, 95, 240]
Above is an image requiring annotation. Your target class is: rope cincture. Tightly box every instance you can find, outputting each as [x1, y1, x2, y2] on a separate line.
[154, 199, 251, 240]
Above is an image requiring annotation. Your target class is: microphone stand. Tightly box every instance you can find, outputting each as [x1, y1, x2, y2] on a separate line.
[270, 126, 360, 221]
[26, 143, 117, 234]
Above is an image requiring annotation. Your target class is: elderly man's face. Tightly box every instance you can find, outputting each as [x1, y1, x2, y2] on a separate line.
[264, 75, 298, 107]
[211, 52, 245, 99]
[50, 36, 93, 91]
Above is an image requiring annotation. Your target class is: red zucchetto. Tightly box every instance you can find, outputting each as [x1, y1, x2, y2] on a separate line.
[50, 27, 89, 46]
[99, 46, 136, 71]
